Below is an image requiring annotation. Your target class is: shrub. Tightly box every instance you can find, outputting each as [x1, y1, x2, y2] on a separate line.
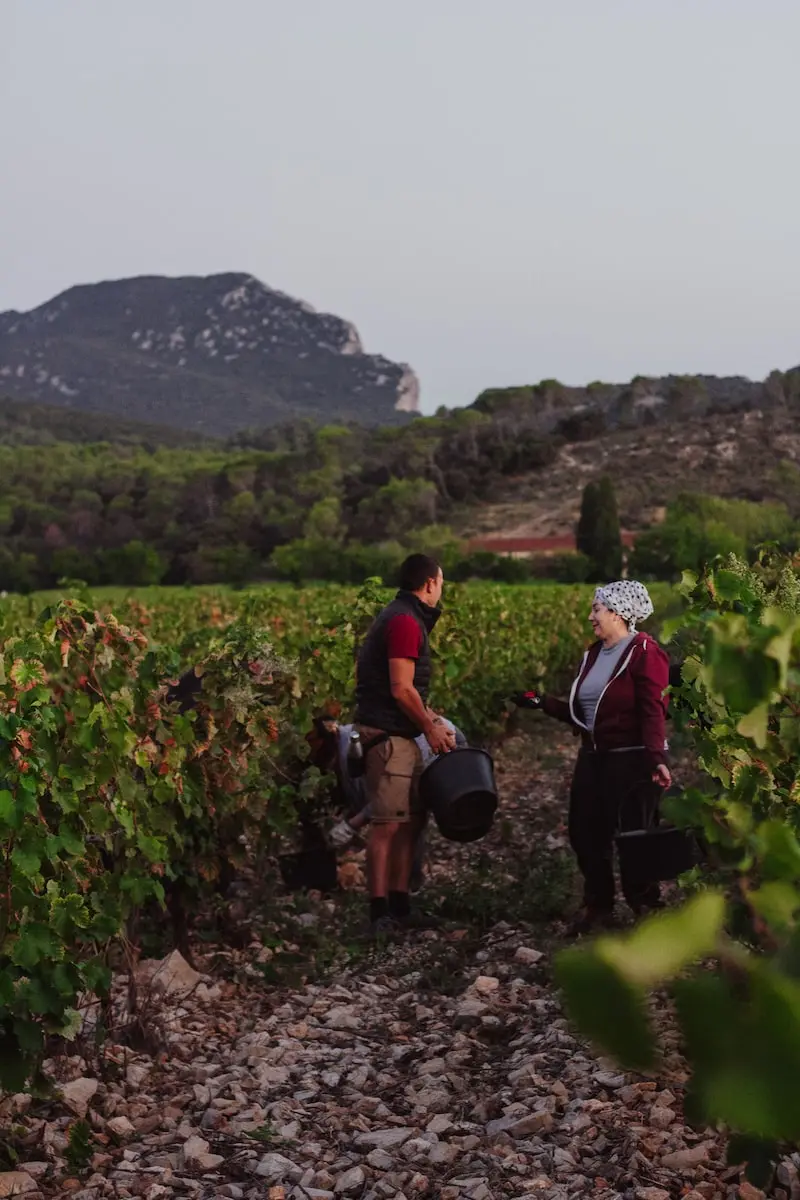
[631, 494, 797, 580]
[529, 551, 592, 583]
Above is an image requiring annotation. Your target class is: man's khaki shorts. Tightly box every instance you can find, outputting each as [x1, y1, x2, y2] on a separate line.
[355, 725, 424, 825]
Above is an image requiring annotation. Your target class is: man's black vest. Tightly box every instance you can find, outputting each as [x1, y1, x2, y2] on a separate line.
[354, 591, 440, 737]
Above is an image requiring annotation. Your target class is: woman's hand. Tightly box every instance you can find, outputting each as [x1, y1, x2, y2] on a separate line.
[652, 763, 672, 788]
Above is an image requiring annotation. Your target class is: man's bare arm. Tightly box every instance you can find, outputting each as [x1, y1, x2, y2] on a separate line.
[389, 659, 451, 754]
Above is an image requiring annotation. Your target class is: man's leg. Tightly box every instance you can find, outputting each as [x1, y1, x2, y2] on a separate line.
[386, 820, 417, 918]
[367, 820, 401, 922]
[387, 823, 416, 890]
[359, 730, 418, 930]
[389, 741, 425, 918]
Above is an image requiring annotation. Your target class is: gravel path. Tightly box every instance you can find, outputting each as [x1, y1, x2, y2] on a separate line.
[1, 729, 795, 1200]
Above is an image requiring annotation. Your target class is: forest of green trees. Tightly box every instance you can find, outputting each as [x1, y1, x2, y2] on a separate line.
[0, 400, 562, 589]
[0, 393, 798, 590]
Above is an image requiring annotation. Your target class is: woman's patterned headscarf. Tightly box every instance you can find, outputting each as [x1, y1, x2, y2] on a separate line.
[594, 580, 654, 632]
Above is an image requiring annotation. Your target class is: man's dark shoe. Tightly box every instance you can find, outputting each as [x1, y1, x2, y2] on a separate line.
[369, 914, 403, 939]
[395, 909, 442, 931]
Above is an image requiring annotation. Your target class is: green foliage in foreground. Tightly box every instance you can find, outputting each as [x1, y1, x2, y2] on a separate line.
[557, 551, 800, 1181]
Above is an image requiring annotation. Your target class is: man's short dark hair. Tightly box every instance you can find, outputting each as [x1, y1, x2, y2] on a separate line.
[398, 554, 441, 593]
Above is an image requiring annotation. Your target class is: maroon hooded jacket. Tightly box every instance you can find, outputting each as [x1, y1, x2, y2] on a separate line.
[542, 632, 670, 768]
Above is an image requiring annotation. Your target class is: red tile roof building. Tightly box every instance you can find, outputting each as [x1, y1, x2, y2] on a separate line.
[468, 532, 637, 557]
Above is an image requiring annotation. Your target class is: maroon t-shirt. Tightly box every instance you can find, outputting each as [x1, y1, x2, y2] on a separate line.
[385, 613, 423, 660]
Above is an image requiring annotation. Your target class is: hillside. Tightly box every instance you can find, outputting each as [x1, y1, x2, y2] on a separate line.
[0, 337, 799, 589]
[470, 367, 800, 437]
[0, 392, 798, 592]
[0, 273, 419, 436]
[463, 407, 800, 540]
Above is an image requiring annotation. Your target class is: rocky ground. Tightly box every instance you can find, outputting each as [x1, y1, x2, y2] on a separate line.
[1, 728, 798, 1200]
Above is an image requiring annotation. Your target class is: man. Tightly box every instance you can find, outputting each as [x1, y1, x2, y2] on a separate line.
[328, 715, 466, 892]
[353, 554, 454, 933]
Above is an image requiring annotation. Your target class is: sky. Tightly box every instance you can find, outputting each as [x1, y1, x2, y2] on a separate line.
[2, 1, 800, 414]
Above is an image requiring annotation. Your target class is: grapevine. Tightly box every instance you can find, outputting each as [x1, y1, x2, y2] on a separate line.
[0, 579, 616, 1090]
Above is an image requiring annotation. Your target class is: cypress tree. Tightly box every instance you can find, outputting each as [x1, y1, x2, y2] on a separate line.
[576, 477, 623, 581]
[576, 481, 600, 562]
[593, 475, 623, 579]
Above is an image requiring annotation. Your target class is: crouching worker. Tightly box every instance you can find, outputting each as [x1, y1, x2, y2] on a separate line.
[353, 554, 454, 934]
[514, 580, 671, 934]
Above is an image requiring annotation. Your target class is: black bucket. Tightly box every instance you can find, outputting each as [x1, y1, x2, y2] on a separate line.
[419, 747, 498, 844]
[614, 784, 702, 884]
[278, 847, 338, 892]
[615, 826, 701, 883]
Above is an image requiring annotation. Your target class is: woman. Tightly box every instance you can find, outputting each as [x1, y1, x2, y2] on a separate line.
[515, 580, 671, 932]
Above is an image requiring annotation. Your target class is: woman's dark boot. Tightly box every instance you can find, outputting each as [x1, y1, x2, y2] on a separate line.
[568, 907, 617, 936]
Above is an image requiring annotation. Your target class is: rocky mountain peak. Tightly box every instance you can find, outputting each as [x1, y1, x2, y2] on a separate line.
[0, 272, 420, 435]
